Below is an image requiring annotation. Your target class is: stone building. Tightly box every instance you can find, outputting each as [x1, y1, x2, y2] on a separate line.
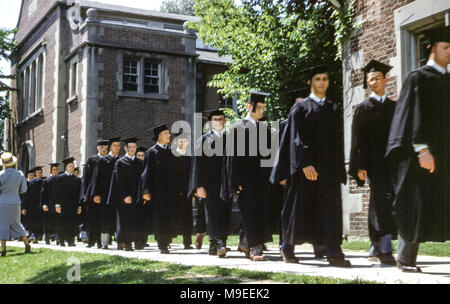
[5, 0, 230, 171]
[341, 0, 450, 236]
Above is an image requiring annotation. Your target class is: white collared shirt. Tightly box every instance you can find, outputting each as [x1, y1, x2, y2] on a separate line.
[245, 114, 257, 126]
[426, 59, 448, 75]
[108, 151, 119, 158]
[370, 92, 387, 103]
[125, 153, 135, 160]
[212, 129, 224, 137]
[156, 142, 168, 150]
[309, 93, 326, 104]
[64, 171, 73, 176]
[176, 148, 186, 156]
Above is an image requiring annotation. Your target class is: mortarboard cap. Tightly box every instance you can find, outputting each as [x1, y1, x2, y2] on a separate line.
[247, 91, 269, 113]
[206, 109, 225, 120]
[49, 162, 60, 168]
[32, 166, 43, 171]
[97, 139, 110, 146]
[62, 157, 75, 167]
[122, 137, 138, 145]
[288, 87, 310, 104]
[26, 168, 35, 175]
[136, 146, 147, 153]
[149, 124, 169, 141]
[300, 65, 329, 80]
[423, 26, 450, 47]
[108, 137, 121, 144]
[361, 59, 393, 89]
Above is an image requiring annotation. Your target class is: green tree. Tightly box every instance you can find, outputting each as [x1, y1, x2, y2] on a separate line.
[190, 0, 355, 121]
[0, 28, 17, 152]
[160, 0, 196, 16]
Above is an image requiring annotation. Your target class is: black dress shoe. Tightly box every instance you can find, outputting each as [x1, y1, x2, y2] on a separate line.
[369, 253, 396, 265]
[125, 244, 134, 251]
[238, 245, 250, 259]
[280, 249, 299, 264]
[1, 251, 6, 257]
[209, 248, 217, 256]
[160, 249, 170, 254]
[45, 241, 50, 245]
[68, 243, 76, 247]
[184, 245, 194, 249]
[396, 261, 422, 273]
[328, 259, 351, 268]
[314, 251, 326, 259]
[25, 244, 31, 254]
[102, 245, 109, 250]
[97, 244, 102, 249]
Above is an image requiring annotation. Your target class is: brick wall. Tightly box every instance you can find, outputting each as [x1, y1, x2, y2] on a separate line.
[15, 0, 57, 44]
[346, 0, 415, 236]
[10, 7, 60, 171]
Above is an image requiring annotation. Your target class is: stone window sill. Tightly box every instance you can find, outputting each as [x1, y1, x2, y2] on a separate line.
[66, 95, 78, 104]
[117, 91, 169, 101]
[15, 108, 44, 128]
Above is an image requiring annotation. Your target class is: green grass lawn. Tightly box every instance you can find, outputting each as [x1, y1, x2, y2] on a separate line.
[155, 234, 450, 257]
[0, 247, 376, 284]
[340, 240, 450, 257]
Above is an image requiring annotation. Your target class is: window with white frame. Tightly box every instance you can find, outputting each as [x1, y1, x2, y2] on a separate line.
[123, 56, 139, 92]
[122, 55, 162, 94]
[18, 51, 45, 122]
[144, 59, 160, 94]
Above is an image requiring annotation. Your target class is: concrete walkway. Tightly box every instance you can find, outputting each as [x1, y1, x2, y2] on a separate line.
[7, 241, 450, 284]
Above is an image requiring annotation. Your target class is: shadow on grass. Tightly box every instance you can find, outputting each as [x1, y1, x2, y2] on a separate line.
[22, 255, 241, 284]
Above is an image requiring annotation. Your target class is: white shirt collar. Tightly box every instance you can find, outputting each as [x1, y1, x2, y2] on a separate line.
[309, 93, 326, 104]
[156, 142, 168, 149]
[245, 114, 257, 126]
[370, 92, 387, 103]
[176, 148, 186, 156]
[427, 59, 448, 74]
[64, 171, 73, 176]
[108, 151, 119, 158]
[125, 153, 135, 160]
[212, 129, 224, 137]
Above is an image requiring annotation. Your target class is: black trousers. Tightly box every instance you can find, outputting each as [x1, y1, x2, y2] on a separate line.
[87, 202, 101, 245]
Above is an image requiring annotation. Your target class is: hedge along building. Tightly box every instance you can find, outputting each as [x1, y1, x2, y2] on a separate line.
[5, 0, 231, 172]
[341, 0, 450, 236]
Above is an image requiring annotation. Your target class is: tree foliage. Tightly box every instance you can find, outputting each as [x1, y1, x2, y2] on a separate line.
[190, 0, 355, 121]
[160, 0, 196, 16]
[0, 28, 17, 152]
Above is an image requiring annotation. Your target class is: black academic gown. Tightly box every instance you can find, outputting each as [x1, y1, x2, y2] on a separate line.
[93, 154, 119, 235]
[190, 131, 231, 244]
[171, 150, 193, 244]
[270, 98, 347, 260]
[141, 145, 174, 249]
[349, 97, 397, 242]
[20, 180, 33, 231]
[386, 65, 450, 243]
[40, 175, 57, 239]
[222, 119, 273, 249]
[22, 178, 44, 238]
[107, 155, 144, 245]
[52, 173, 82, 243]
[83, 154, 102, 245]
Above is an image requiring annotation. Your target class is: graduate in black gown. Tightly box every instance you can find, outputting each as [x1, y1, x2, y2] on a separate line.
[20, 169, 35, 234]
[270, 66, 351, 267]
[40, 163, 60, 244]
[349, 60, 397, 265]
[83, 140, 109, 248]
[189, 109, 231, 257]
[222, 93, 273, 261]
[53, 157, 82, 247]
[107, 138, 144, 251]
[22, 166, 44, 243]
[141, 125, 174, 254]
[135, 146, 151, 248]
[93, 137, 121, 249]
[386, 27, 450, 272]
[171, 133, 193, 249]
